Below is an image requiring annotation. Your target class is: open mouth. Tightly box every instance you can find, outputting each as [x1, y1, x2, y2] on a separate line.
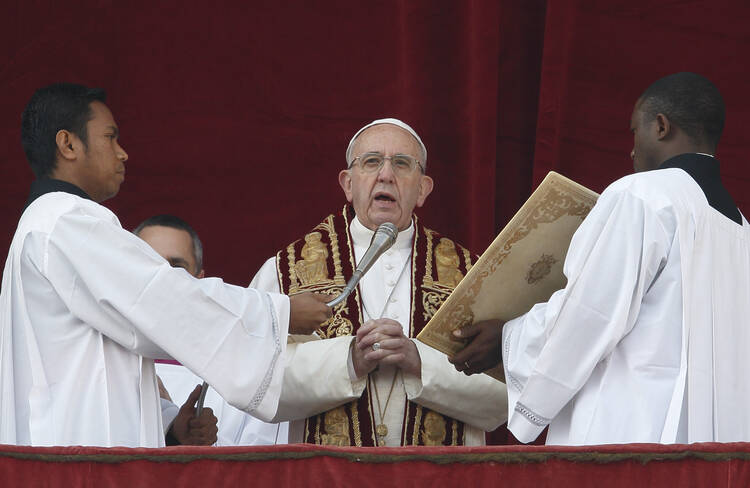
[374, 192, 396, 203]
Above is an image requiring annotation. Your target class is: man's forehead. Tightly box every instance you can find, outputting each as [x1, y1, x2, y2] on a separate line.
[88, 100, 117, 126]
[138, 225, 192, 248]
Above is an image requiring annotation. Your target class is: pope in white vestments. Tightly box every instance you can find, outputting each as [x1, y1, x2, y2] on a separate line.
[252, 214, 506, 446]
[249, 118, 507, 447]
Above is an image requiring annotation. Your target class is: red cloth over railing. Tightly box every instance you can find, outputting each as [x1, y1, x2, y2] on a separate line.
[3, 442, 750, 487]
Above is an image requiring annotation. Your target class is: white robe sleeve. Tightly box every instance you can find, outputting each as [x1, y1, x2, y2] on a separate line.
[271, 336, 367, 422]
[160, 398, 179, 434]
[249, 257, 367, 422]
[402, 341, 508, 431]
[42, 211, 290, 420]
[503, 185, 674, 443]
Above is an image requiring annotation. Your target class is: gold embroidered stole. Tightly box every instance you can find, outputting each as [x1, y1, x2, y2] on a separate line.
[276, 205, 475, 446]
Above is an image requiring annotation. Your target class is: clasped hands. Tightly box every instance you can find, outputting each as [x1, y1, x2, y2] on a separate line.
[353, 319, 421, 378]
[448, 319, 505, 376]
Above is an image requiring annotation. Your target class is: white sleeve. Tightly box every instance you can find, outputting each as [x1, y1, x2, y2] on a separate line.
[271, 336, 367, 422]
[403, 340, 508, 431]
[502, 187, 674, 443]
[41, 211, 290, 420]
[249, 257, 281, 292]
[160, 398, 179, 434]
[250, 256, 368, 422]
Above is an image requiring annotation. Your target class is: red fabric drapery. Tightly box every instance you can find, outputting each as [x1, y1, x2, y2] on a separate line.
[4, 443, 750, 487]
[3, 0, 747, 283]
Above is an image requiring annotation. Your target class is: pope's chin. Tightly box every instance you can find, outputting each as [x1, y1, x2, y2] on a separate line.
[367, 207, 403, 230]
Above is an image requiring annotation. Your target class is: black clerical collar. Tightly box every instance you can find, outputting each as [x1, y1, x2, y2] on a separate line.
[657, 153, 742, 225]
[25, 179, 92, 210]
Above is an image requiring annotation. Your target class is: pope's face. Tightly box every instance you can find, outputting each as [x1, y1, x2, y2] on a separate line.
[339, 125, 433, 231]
[137, 225, 203, 278]
[75, 101, 128, 202]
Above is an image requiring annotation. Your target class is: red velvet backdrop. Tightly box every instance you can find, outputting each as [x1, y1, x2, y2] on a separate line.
[3, 0, 748, 282]
[1, 0, 749, 445]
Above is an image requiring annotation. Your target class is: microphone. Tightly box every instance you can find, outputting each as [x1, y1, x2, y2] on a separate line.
[195, 381, 208, 419]
[326, 222, 399, 308]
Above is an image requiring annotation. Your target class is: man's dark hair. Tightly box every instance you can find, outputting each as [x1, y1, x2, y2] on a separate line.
[638, 72, 725, 150]
[133, 215, 204, 271]
[21, 83, 107, 178]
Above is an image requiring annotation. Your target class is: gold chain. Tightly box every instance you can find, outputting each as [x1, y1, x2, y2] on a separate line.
[369, 370, 400, 446]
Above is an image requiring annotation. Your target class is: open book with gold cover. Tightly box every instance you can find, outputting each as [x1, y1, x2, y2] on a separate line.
[416, 171, 599, 381]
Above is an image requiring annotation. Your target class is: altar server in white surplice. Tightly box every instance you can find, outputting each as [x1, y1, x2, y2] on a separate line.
[0, 83, 330, 447]
[452, 72, 750, 445]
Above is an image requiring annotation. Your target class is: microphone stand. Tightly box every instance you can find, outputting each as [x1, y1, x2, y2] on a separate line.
[326, 222, 398, 308]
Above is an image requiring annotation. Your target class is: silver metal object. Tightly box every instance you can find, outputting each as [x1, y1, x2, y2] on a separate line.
[372, 342, 381, 351]
[195, 381, 208, 418]
[326, 222, 398, 308]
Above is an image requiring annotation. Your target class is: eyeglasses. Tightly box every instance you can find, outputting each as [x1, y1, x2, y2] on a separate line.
[348, 152, 424, 176]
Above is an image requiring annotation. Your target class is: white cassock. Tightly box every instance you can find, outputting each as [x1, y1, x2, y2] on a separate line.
[251, 216, 507, 446]
[156, 362, 288, 445]
[503, 168, 750, 445]
[0, 190, 289, 447]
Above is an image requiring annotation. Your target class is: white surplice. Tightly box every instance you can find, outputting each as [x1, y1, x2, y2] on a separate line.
[250, 216, 507, 446]
[156, 362, 288, 445]
[0, 191, 289, 447]
[503, 168, 750, 445]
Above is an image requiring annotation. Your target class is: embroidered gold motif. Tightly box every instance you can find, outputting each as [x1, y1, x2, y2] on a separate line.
[451, 418, 460, 446]
[423, 228, 436, 287]
[435, 238, 464, 287]
[350, 400, 362, 447]
[462, 248, 473, 272]
[320, 406, 350, 446]
[294, 232, 330, 286]
[420, 411, 447, 446]
[319, 312, 354, 338]
[409, 219, 420, 339]
[412, 405, 424, 444]
[314, 216, 346, 286]
[422, 290, 450, 321]
[526, 254, 558, 284]
[286, 242, 299, 293]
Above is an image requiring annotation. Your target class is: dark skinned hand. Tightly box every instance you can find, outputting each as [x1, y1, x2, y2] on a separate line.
[448, 319, 505, 376]
[289, 292, 333, 334]
[169, 384, 219, 446]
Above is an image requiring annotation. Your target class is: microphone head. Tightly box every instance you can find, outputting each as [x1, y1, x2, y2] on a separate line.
[371, 222, 398, 248]
[328, 221, 400, 308]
